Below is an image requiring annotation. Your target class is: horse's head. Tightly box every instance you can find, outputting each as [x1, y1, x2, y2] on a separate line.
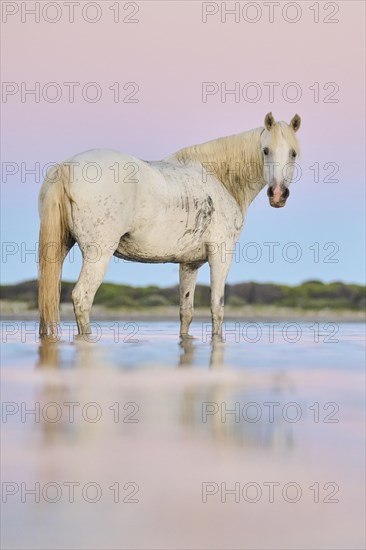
[261, 112, 301, 208]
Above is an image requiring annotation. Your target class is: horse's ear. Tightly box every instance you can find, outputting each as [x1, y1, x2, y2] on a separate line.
[290, 114, 301, 132]
[264, 112, 275, 131]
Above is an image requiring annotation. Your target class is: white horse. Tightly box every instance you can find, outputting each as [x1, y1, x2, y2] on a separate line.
[38, 112, 301, 338]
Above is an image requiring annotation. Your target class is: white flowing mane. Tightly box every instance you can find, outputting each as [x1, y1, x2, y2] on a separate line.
[174, 122, 300, 209]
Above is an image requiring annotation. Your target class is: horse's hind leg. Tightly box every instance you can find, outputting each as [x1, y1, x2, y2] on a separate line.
[72, 251, 112, 335]
[179, 263, 201, 338]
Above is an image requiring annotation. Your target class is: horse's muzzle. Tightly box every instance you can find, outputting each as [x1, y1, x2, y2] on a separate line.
[267, 185, 290, 208]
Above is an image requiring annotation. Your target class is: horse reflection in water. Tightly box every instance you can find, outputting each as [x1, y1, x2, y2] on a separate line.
[36, 337, 295, 450]
[178, 337, 225, 369]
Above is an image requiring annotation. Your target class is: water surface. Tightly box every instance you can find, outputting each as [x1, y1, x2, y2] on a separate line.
[1, 321, 365, 549]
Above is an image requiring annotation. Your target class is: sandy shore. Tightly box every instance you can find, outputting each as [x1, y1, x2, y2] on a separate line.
[1, 301, 365, 322]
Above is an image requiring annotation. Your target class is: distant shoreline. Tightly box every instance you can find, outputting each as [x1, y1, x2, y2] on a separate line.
[2, 280, 364, 321]
[1, 302, 364, 323]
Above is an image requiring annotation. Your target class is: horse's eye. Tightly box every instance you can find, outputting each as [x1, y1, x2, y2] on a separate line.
[263, 147, 269, 156]
[291, 150, 297, 158]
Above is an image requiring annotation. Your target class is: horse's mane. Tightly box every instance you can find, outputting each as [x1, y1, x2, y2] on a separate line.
[174, 122, 300, 209]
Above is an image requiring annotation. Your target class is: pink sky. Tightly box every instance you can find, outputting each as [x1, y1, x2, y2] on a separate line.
[1, 1, 365, 285]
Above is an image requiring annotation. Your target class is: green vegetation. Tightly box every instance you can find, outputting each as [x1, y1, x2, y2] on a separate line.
[1, 279, 365, 311]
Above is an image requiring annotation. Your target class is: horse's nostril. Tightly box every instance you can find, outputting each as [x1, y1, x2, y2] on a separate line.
[267, 187, 274, 197]
[283, 188, 290, 199]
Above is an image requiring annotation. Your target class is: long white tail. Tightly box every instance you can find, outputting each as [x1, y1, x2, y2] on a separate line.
[38, 165, 71, 336]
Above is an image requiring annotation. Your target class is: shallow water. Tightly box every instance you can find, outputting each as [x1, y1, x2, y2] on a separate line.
[1, 320, 365, 549]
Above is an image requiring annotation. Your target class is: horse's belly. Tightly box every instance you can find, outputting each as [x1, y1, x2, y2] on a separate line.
[114, 193, 215, 263]
[115, 221, 209, 263]
[114, 245, 198, 264]
[115, 232, 207, 263]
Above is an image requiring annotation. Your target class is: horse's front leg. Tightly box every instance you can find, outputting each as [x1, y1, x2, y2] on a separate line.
[209, 255, 232, 339]
[179, 263, 200, 338]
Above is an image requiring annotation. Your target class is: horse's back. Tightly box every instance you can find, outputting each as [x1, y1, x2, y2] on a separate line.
[39, 148, 242, 263]
[67, 148, 149, 189]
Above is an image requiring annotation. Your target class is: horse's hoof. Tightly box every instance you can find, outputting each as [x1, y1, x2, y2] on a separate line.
[74, 333, 92, 342]
[180, 333, 195, 340]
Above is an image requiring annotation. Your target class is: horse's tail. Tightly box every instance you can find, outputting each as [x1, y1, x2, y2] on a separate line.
[38, 164, 72, 337]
